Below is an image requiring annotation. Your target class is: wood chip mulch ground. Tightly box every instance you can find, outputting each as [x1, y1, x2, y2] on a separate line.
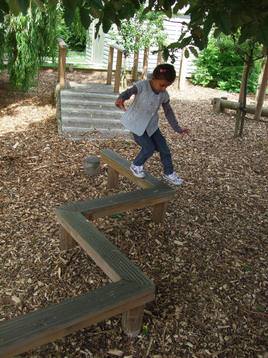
[0, 69, 267, 358]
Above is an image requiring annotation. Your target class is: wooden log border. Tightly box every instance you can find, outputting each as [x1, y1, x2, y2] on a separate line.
[212, 97, 268, 122]
[0, 149, 175, 357]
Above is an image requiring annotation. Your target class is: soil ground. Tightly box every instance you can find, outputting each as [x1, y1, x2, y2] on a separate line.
[0, 69, 267, 358]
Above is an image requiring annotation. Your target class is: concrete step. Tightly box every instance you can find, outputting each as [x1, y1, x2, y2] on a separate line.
[60, 126, 130, 139]
[61, 108, 122, 120]
[60, 98, 117, 111]
[68, 82, 115, 93]
[61, 117, 123, 130]
[61, 90, 118, 102]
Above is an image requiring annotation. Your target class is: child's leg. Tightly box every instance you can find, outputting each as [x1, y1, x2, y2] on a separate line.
[132, 132, 156, 166]
[151, 129, 174, 175]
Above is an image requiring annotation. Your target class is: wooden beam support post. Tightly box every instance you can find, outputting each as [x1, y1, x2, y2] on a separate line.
[114, 49, 123, 93]
[59, 226, 77, 250]
[212, 98, 223, 113]
[106, 46, 114, 85]
[122, 305, 145, 337]
[152, 202, 168, 223]
[58, 39, 67, 89]
[107, 166, 119, 189]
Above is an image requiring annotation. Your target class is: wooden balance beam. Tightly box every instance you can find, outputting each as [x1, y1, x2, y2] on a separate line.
[0, 149, 175, 357]
[101, 148, 175, 223]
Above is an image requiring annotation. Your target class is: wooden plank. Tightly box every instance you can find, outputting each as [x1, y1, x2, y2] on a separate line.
[122, 305, 145, 337]
[101, 149, 169, 189]
[0, 281, 154, 358]
[107, 166, 119, 189]
[212, 98, 268, 118]
[106, 46, 114, 85]
[55, 210, 155, 286]
[59, 226, 77, 250]
[114, 50, 122, 93]
[59, 46, 67, 89]
[56, 187, 174, 217]
[152, 202, 168, 223]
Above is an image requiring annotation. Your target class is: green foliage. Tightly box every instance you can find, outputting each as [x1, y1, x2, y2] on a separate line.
[58, 7, 87, 51]
[110, 6, 167, 57]
[170, 1, 268, 52]
[4, 1, 59, 90]
[192, 35, 262, 93]
[3, 1, 268, 56]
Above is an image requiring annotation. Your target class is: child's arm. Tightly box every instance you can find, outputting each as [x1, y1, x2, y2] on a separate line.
[162, 101, 190, 135]
[115, 85, 138, 111]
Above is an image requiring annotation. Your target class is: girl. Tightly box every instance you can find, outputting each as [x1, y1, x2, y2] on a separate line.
[115, 63, 189, 186]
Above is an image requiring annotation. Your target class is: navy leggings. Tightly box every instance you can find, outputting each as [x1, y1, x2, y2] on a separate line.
[132, 129, 174, 175]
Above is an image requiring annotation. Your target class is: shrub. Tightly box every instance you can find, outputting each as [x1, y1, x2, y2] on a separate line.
[191, 35, 261, 93]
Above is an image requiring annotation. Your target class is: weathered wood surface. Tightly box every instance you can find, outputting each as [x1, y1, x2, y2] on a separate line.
[212, 97, 268, 118]
[58, 38, 67, 89]
[55, 210, 154, 285]
[101, 148, 171, 189]
[0, 149, 176, 356]
[122, 305, 145, 337]
[0, 281, 153, 358]
[59, 226, 77, 250]
[57, 187, 174, 218]
[114, 49, 123, 93]
[106, 46, 114, 85]
[107, 166, 119, 189]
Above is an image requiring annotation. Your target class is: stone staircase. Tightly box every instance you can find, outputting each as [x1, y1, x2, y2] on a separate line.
[58, 82, 129, 139]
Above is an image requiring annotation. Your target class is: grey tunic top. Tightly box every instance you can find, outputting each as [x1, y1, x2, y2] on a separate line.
[118, 80, 182, 136]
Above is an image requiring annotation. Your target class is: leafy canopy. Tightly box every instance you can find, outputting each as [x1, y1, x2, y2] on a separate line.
[2, 0, 268, 52]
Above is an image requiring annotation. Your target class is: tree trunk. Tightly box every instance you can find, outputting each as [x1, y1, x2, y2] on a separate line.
[157, 49, 163, 65]
[178, 48, 185, 90]
[132, 37, 139, 82]
[234, 60, 252, 137]
[141, 47, 149, 79]
[254, 51, 268, 121]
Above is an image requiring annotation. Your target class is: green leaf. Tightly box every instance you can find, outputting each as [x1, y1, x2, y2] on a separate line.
[164, 7, 172, 18]
[189, 45, 198, 57]
[163, 47, 169, 61]
[62, 0, 79, 26]
[180, 36, 192, 48]
[7, 0, 29, 15]
[79, 7, 92, 29]
[184, 48, 189, 58]
[0, 1, 9, 13]
[173, 0, 187, 14]
[32, 0, 45, 10]
[257, 19, 268, 47]
[102, 16, 112, 33]
[203, 13, 214, 39]
[215, 12, 232, 35]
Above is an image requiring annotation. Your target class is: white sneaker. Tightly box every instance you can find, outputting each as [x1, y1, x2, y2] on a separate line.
[163, 172, 183, 186]
[130, 163, 145, 178]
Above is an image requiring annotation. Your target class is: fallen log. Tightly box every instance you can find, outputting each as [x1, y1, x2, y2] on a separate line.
[212, 97, 268, 120]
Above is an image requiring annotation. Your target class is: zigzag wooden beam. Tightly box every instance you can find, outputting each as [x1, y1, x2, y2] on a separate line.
[0, 149, 174, 357]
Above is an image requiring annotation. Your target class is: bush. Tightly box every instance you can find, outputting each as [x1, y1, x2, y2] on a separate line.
[58, 8, 87, 52]
[191, 36, 261, 93]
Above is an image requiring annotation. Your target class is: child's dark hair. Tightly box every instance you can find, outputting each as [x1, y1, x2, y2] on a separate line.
[152, 63, 176, 83]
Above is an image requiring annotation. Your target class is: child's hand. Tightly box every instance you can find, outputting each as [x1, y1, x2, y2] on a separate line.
[115, 98, 126, 111]
[179, 128, 190, 135]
